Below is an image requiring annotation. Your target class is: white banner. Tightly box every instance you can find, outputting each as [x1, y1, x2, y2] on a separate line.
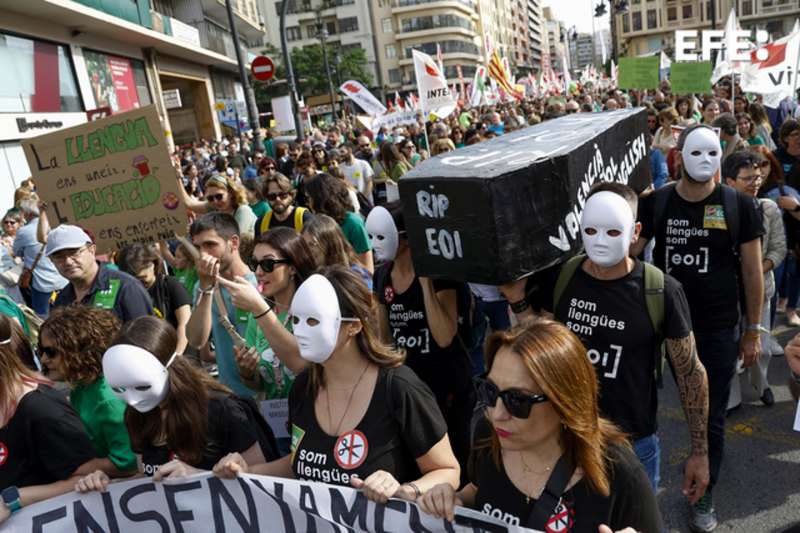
[357, 110, 420, 133]
[4, 473, 539, 533]
[340, 80, 387, 117]
[412, 49, 457, 119]
[740, 29, 800, 98]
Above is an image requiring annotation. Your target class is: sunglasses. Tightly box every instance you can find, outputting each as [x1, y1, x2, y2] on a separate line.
[39, 345, 59, 358]
[207, 193, 226, 202]
[251, 257, 290, 273]
[475, 377, 548, 418]
[266, 192, 291, 202]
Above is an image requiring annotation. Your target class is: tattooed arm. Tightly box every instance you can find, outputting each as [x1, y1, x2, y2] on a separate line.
[665, 333, 710, 503]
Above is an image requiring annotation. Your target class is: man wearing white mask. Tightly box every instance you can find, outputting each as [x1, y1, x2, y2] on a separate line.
[501, 183, 709, 506]
[631, 124, 764, 532]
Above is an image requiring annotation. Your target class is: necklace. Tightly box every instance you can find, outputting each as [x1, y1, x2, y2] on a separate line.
[519, 451, 553, 504]
[326, 362, 370, 436]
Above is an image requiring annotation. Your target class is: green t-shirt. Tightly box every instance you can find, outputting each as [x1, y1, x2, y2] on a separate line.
[251, 200, 271, 219]
[0, 291, 29, 336]
[340, 211, 372, 254]
[70, 377, 137, 472]
[244, 310, 295, 400]
[173, 267, 198, 296]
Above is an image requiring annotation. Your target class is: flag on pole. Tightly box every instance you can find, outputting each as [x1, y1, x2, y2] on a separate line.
[394, 91, 404, 110]
[488, 51, 522, 100]
[610, 59, 618, 81]
[436, 43, 444, 73]
[740, 28, 800, 105]
[469, 65, 487, 107]
[412, 49, 457, 118]
[339, 80, 386, 116]
[600, 33, 608, 65]
[711, 8, 746, 83]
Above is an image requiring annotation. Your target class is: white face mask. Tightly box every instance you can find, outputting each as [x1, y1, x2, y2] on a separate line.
[365, 206, 399, 262]
[290, 274, 356, 364]
[580, 191, 635, 268]
[103, 344, 177, 413]
[681, 128, 721, 182]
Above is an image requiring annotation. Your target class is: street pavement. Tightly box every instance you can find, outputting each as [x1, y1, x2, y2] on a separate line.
[657, 317, 800, 533]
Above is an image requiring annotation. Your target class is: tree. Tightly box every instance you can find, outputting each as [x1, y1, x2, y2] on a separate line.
[290, 44, 373, 98]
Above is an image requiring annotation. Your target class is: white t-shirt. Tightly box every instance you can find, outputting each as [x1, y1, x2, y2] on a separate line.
[340, 159, 374, 195]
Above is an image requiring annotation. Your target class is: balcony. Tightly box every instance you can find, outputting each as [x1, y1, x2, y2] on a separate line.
[391, 0, 477, 17]
[199, 0, 263, 40]
[197, 19, 249, 60]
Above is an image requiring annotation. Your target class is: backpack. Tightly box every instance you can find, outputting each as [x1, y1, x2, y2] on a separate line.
[653, 182, 741, 253]
[259, 207, 308, 234]
[374, 262, 476, 355]
[552, 254, 668, 385]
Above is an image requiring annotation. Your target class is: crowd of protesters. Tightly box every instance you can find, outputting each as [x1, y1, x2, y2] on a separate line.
[3, 75, 800, 533]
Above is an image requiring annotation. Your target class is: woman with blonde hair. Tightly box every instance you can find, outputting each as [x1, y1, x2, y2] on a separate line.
[419, 319, 662, 532]
[176, 173, 257, 239]
[431, 138, 456, 156]
[214, 265, 460, 504]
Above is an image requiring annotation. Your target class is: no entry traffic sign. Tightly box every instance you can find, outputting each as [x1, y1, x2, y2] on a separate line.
[251, 56, 275, 82]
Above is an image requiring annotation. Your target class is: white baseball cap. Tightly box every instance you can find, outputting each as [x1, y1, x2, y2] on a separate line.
[45, 225, 93, 256]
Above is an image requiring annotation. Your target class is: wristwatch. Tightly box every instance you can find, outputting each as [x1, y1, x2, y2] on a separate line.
[2, 486, 21, 513]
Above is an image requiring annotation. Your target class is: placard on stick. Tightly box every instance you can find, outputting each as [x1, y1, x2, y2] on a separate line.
[21, 105, 187, 253]
[669, 61, 713, 95]
[617, 56, 660, 90]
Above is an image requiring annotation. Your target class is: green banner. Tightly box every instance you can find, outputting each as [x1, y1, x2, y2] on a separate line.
[670, 61, 713, 95]
[617, 56, 660, 90]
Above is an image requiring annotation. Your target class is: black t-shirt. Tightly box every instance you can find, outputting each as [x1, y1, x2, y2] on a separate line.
[639, 184, 763, 332]
[530, 260, 692, 439]
[470, 418, 663, 532]
[149, 275, 191, 329]
[374, 264, 472, 404]
[0, 385, 98, 488]
[136, 393, 258, 476]
[288, 366, 446, 486]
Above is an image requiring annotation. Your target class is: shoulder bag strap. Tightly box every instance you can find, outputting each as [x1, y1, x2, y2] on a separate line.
[553, 254, 586, 310]
[527, 455, 576, 529]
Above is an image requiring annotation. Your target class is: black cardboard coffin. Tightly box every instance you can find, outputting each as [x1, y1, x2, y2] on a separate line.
[398, 108, 652, 284]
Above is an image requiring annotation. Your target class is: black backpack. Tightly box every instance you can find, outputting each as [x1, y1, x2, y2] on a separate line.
[232, 395, 280, 461]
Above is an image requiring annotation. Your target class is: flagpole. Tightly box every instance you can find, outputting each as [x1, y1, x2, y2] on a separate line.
[793, 35, 800, 102]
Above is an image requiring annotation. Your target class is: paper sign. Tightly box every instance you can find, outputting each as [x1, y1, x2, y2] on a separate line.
[21, 105, 187, 254]
[260, 398, 289, 439]
[670, 61, 713, 94]
[617, 56, 660, 90]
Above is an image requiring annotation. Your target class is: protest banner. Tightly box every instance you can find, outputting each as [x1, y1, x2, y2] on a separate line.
[412, 49, 457, 119]
[340, 80, 387, 117]
[20, 105, 187, 254]
[617, 56, 660, 90]
[398, 109, 651, 284]
[358, 110, 420, 133]
[4, 472, 540, 533]
[669, 61, 713, 94]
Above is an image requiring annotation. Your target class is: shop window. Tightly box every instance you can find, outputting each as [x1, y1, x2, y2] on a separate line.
[0, 32, 82, 113]
[83, 50, 151, 113]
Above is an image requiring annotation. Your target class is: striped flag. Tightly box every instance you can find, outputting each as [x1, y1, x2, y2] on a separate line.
[487, 51, 522, 100]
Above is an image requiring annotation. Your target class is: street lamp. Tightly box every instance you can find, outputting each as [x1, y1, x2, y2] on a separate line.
[316, 20, 339, 122]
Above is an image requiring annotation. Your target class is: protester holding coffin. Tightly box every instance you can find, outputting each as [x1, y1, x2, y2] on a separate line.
[74, 316, 276, 491]
[371, 202, 474, 476]
[418, 320, 662, 532]
[213, 266, 460, 504]
[0, 318, 99, 524]
[48, 225, 153, 322]
[117, 243, 192, 355]
[38, 306, 137, 478]
[632, 124, 764, 532]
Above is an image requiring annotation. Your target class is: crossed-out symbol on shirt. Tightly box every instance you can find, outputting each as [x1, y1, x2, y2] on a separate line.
[334, 430, 368, 470]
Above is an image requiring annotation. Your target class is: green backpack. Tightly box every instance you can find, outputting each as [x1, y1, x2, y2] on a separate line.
[553, 254, 668, 385]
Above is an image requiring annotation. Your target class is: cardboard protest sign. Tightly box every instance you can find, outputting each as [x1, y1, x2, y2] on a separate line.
[670, 61, 713, 94]
[398, 109, 651, 284]
[617, 56, 660, 90]
[21, 105, 187, 253]
[4, 472, 541, 533]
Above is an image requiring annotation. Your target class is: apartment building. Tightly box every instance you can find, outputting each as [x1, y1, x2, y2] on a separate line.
[1, 0, 262, 211]
[528, 0, 545, 70]
[614, 0, 800, 58]
[570, 33, 595, 70]
[543, 6, 569, 72]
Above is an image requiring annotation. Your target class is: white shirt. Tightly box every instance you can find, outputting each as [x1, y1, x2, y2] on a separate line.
[340, 158, 374, 195]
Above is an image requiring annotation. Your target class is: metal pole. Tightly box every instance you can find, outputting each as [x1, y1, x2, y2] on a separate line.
[318, 29, 339, 122]
[280, 0, 306, 140]
[225, 0, 263, 150]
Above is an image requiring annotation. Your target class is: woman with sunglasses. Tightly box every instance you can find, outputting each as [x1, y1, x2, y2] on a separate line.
[175, 172, 257, 240]
[213, 266, 460, 504]
[1, 209, 22, 254]
[38, 306, 138, 479]
[419, 320, 662, 532]
[400, 141, 422, 168]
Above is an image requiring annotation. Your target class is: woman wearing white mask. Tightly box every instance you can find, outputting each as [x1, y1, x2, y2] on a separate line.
[74, 316, 277, 492]
[214, 266, 461, 504]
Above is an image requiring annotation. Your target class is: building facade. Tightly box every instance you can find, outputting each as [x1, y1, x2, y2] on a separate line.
[528, 0, 545, 71]
[569, 33, 595, 71]
[615, 0, 800, 58]
[1, 0, 261, 212]
[543, 6, 569, 72]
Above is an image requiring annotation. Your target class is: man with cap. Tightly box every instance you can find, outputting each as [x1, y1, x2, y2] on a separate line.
[632, 124, 764, 532]
[48, 225, 153, 322]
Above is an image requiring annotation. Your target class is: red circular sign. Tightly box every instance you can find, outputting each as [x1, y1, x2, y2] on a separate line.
[0, 442, 7, 466]
[334, 430, 368, 470]
[251, 56, 275, 81]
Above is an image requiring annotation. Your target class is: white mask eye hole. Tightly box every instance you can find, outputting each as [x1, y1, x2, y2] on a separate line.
[291, 316, 300, 326]
[607, 229, 622, 237]
[377, 235, 385, 241]
[112, 386, 126, 393]
[306, 317, 320, 327]
[691, 150, 702, 156]
[134, 385, 152, 391]
[368, 233, 373, 239]
[584, 227, 597, 236]
[709, 150, 718, 156]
